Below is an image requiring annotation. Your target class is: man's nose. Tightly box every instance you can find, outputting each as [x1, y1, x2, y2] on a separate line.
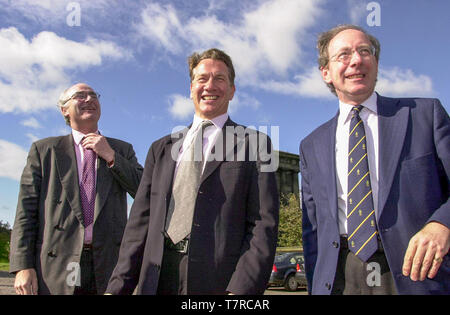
[349, 50, 363, 66]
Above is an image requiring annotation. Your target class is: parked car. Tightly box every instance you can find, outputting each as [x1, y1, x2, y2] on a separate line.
[268, 251, 305, 291]
[294, 260, 307, 288]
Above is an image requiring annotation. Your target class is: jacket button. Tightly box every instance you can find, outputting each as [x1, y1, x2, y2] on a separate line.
[48, 251, 57, 257]
[325, 283, 331, 290]
[332, 241, 339, 248]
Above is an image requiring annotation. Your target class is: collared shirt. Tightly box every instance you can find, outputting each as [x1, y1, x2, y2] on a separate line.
[335, 92, 379, 235]
[175, 112, 229, 174]
[72, 129, 99, 245]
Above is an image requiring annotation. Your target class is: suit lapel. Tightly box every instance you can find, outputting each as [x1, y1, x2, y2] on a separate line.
[377, 95, 409, 219]
[94, 155, 113, 224]
[313, 115, 339, 222]
[162, 128, 186, 205]
[201, 118, 240, 183]
[55, 134, 84, 225]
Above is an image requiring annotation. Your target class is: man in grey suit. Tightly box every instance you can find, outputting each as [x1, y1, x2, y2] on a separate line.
[10, 83, 143, 295]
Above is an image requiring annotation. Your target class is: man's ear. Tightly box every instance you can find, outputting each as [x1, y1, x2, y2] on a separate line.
[321, 66, 332, 84]
[60, 105, 69, 118]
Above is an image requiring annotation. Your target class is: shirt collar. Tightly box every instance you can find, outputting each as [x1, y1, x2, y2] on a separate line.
[338, 92, 378, 124]
[191, 112, 229, 131]
[71, 129, 99, 145]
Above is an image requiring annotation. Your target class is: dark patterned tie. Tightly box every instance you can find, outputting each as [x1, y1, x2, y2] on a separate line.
[166, 120, 213, 244]
[80, 147, 96, 227]
[347, 105, 378, 262]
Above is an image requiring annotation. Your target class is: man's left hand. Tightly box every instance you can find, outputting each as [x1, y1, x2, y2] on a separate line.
[402, 221, 450, 281]
[81, 133, 115, 165]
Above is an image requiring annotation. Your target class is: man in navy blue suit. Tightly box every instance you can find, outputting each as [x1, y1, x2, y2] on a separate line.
[300, 24, 449, 294]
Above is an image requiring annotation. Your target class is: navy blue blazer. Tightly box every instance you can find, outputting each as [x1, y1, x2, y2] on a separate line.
[300, 95, 450, 294]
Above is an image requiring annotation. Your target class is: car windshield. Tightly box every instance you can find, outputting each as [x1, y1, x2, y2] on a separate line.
[274, 253, 292, 263]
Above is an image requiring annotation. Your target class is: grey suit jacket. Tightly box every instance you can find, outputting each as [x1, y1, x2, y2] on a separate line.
[10, 134, 143, 294]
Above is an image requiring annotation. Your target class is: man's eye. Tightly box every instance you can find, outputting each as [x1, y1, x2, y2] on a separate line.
[359, 48, 371, 56]
[338, 52, 350, 60]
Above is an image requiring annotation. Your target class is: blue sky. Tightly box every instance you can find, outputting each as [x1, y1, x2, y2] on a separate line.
[0, 0, 449, 226]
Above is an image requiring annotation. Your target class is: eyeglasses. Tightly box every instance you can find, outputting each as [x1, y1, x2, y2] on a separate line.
[63, 91, 100, 105]
[329, 45, 375, 65]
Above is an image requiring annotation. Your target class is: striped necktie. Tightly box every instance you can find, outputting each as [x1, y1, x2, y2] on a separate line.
[166, 120, 213, 244]
[347, 105, 378, 262]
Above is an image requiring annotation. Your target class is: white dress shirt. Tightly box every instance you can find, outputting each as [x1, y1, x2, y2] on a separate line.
[175, 113, 229, 174]
[335, 92, 379, 235]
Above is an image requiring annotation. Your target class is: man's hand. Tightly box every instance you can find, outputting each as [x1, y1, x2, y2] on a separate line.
[402, 221, 450, 281]
[14, 268, 38, 295]
[81, 133, 115, 165]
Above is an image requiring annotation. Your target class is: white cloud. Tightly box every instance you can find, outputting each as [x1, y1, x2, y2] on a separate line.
[21, 117, 41, 129]
[228, 92, 261, 115]
[376, 67, 434, 97]
[26, 133, 40, 143]
[0, 139, 27, 181]
[168, 94, 194, 120]
[0, 27, 131, 113]
[136, 3, 185, 54]
[347, 0, 367, 24]
[261, 67, 334, 99]
[136, 0, 324, 85]
[0, 0, 117, 25]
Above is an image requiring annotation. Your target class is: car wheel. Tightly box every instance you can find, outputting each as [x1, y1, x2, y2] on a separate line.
[284, 274, 298, 291]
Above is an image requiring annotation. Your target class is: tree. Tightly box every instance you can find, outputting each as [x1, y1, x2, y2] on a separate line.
[277, 193, 302, 247]
[0, 221, 11, 262]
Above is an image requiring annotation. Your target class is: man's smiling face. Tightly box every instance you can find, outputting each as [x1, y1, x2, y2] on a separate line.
[190, 58, 235, 120]
[321, 29, 378, 105]
[61, 83, 101, 130]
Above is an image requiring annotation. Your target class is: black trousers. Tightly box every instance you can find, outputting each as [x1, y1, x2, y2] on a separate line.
[331, 237, 397, 295]
[156, 248, 189, 295]
[73, 247, 97, 295]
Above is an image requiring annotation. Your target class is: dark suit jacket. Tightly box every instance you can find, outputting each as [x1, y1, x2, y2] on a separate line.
[300, 95, 450, 294]
[10, 134, 143, 294]
[106, 118, 279, 295]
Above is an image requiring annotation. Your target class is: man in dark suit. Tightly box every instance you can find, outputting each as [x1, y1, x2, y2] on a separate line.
[300, 25, 449, 294]
[106, 48, 279, 295]
[10, 83, 143, 295]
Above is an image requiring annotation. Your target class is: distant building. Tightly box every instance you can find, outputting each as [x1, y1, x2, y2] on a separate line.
[275, 151, 300, 203]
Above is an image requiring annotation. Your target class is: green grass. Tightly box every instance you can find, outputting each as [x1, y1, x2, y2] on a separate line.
[0, 261, 9, 271]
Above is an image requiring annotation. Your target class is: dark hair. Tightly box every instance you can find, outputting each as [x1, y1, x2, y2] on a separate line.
[317, 24, 380, 95]
[188, 48, 235, 86]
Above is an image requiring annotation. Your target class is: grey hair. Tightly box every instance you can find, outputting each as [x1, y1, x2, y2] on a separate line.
[57, 87, 72, 126]
[317, 24, 380, 96]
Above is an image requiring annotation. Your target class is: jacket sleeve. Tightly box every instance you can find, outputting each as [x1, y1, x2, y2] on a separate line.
[105, 143, 155, 294]
[108, 141, 144, 198]
[9, 142, 41, 273]
[299, 140, 318, 294]
[426, 99, 450, 228]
